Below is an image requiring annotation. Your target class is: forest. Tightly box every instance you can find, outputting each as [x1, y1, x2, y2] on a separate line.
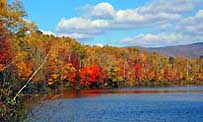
[0, 0, 203, 122]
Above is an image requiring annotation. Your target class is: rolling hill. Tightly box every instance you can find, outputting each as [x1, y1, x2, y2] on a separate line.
[137, 42, 203, 58]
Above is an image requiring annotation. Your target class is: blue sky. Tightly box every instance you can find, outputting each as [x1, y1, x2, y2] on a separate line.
[21, 0, 203, 47]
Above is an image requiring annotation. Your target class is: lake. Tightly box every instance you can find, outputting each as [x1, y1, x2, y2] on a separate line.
[27, 86, 203, 122]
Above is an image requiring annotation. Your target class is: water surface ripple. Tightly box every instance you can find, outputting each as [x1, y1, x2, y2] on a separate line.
[28, 86, 203, 122]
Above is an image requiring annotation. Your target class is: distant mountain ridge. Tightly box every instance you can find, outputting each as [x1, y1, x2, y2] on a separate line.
[136, 42, 203, 58]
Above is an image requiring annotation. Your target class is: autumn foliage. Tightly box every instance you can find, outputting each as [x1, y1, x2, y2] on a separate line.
[0, 33, 12, 70]
[80, 65, 101, 86]
[0, 0, 203, 91]
[16, 61, 33, 80]
[61, 63, 76, 86]
[1, 31, 203, 88]
[134, 63, 141, 80]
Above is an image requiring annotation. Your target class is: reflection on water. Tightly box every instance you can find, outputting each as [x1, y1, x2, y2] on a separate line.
[28, 86, 203, 122]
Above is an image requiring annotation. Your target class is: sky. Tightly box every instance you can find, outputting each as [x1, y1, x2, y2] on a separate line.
[21, 0, 203, 47]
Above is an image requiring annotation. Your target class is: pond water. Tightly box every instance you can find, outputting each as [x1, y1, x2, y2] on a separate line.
[27, 86, 203, 122]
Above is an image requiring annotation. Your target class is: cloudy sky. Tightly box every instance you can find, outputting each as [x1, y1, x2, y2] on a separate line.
[22, 0, 203, 47]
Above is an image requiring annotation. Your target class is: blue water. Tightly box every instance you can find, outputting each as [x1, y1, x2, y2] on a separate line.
[28, 86, 203, 122]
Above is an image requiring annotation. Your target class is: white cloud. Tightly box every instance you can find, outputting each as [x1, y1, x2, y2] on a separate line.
[122, 33, 202, 47]
[57, 17, 109, 35]
[138, 0, 200, 14]
[56, 0, 202, 45]
[79, 2, 115, 19]
[120, 33, 186, 47]
[175, 9, 203, 36]
[120, 8, 203, 47]
[113, 10, 181, 29]
[120, 32, 203, 47]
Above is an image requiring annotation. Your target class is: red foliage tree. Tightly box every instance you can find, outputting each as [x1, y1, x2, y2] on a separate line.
[134, 63, 140, 80]
[80, 65, 100, 86]
[0, 33, 12, 71]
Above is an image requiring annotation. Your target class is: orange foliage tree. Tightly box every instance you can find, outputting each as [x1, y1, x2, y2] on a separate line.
[16, 60, 33, 80]
[61, 63, 76, 86]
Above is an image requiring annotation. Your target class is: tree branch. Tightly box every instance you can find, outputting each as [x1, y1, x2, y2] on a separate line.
[12, 52, 50, 102]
